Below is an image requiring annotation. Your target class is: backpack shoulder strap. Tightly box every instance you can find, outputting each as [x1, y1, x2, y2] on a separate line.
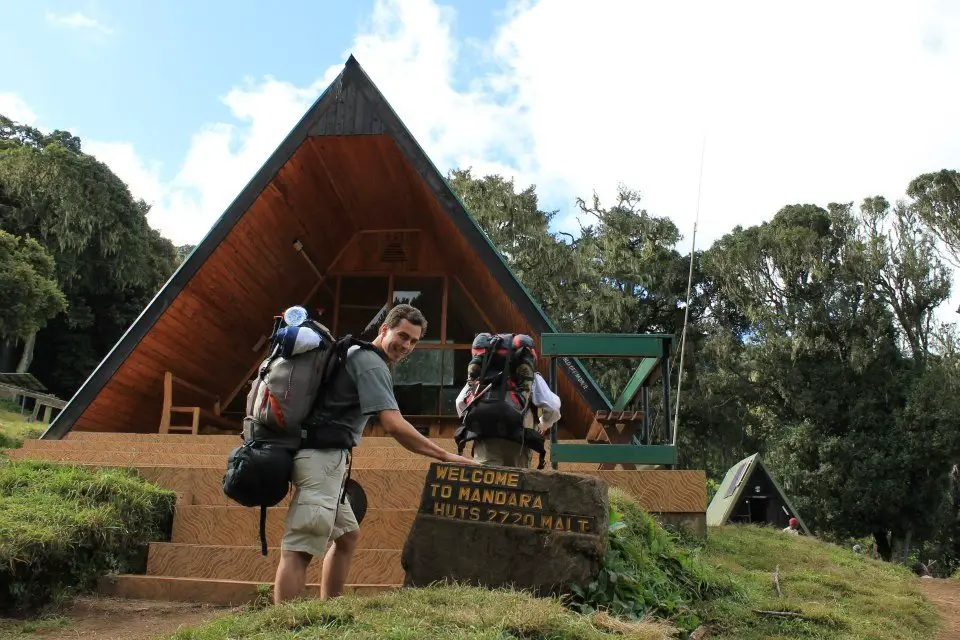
[476, 334, 502, 384]
[310, 336, 389, 421]
[317, 335, 384, 384]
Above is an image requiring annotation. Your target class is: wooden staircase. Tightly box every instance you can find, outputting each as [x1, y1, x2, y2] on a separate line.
[6, 432, 706, 606]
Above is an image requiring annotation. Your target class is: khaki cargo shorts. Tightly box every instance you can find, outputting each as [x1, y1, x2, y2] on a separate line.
[471, 411, 536, 468]
[472, 438, 533, 468]
[281, 448, 359, 558]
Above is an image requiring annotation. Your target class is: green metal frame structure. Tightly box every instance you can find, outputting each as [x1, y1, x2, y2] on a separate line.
[542, 333, 677, 468]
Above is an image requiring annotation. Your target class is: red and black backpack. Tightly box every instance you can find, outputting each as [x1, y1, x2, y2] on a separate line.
[454, 333, 546, 468]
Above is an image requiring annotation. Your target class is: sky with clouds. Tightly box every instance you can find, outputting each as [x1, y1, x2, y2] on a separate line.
[3, 0, 960, 318]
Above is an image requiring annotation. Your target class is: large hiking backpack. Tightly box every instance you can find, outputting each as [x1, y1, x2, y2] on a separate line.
[243, 314, 338, 450]
[222, 306, 380, 555]
[454, 333, 546, 469]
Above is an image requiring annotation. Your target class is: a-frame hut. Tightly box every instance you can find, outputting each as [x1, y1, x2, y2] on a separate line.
[41, 55, 612, 442]
[706, 453, 811, 535]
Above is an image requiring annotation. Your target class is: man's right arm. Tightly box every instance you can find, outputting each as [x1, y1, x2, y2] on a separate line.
[353, 354, 472, 465]
[378, 409, 473, 464]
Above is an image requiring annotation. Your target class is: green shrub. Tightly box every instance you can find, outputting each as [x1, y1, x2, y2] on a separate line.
[565, 488, 737, 633]
[0, 459, 175, 613]
[0, 427, 43, 450]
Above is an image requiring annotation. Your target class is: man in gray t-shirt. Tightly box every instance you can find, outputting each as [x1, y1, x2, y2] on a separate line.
[273, 304, 472, 604]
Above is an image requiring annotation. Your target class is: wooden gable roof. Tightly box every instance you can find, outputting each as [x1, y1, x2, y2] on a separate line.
[41, 55, 610, 440]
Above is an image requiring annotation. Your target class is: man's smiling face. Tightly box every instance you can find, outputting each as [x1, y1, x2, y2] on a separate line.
[377, 318, 422, 363]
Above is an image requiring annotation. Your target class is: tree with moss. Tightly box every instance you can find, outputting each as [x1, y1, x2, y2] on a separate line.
[0, 230, 66, 350]
[0, 114, 177, 391]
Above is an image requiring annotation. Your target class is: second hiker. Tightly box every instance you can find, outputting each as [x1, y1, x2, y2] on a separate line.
[454, 332, 561, 469]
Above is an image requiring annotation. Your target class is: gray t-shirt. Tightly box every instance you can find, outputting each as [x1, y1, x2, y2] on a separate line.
[304, 345, 399, 449]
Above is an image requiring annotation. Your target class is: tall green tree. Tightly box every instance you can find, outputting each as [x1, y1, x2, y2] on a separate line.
[856, 196, 950, 360]
[0, 229, 66, 342]
[0, 115, 177, 393]
[908, 169, 960, 270]
[447, 168, 579, 321]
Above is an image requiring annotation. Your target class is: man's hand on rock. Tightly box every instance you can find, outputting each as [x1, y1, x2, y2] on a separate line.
[443, 452, 474, 465]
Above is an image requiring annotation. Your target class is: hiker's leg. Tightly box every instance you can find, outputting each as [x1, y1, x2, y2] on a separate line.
[322, 496, 360, 599]
[322, 529, 359, 599]
[515, 445, 532, 469]
[277, 450, 347, 601]
[274, 549, 312, 603]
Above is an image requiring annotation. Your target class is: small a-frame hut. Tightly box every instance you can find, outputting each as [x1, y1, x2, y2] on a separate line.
[706, 453, 811, 535]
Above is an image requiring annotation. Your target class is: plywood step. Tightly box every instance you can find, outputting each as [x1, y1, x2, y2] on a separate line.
[22, 439, 461, 456]
[4, 448, 468, 470]
[134, 466, 432, 508]
[65, 432, 461, 447]
[7, 447, 602, 473]
[173, 506, 415, 549]
[98, 574, 397, 606]
[146, 543, 403, 584]
[68, 432, 244, 444]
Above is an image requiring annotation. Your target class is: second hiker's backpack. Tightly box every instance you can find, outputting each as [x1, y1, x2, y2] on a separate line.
[454, 333, 546, 469]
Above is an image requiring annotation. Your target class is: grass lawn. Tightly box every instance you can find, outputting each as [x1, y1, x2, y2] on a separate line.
[699, 524, 940, 639]
[167, 585, 675, 640]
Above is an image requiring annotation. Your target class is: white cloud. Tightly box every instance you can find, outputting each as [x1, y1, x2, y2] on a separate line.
[0, 93, 38, 125]
[88, 77, 327, 247]
[44, 10, 113, 35]
[85, 0, 960, 320]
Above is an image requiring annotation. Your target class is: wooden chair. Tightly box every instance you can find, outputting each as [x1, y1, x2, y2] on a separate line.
[159, 371, 237, 435]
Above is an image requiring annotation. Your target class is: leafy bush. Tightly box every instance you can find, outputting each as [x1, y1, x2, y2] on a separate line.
[0, 459, 175, 613]
[566, 488, 737, 633]
[0, 427, 43, 450]
[706, 478, 721, 504]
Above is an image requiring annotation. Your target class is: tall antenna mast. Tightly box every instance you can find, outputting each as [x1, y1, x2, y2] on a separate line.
[672, 137, 706, 446]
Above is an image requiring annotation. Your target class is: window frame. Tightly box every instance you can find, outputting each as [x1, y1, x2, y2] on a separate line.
[327, 271, 491, 417]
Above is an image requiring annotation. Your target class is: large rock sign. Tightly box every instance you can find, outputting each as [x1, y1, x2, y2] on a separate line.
[400, 462, 609, 596]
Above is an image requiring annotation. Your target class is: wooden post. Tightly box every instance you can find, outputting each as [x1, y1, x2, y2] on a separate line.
[550, 357, 559, 471]
[661, 342, 671, 445]
[159, 372, 173, 434]
[642, 387, 650, 445]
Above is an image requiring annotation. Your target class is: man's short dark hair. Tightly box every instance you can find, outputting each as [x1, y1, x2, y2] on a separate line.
[384, 303, 428, 336]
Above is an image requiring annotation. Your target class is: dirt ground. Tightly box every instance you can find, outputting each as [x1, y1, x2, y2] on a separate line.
[0, 596, 232, 640]
[920, 578, 960, 640]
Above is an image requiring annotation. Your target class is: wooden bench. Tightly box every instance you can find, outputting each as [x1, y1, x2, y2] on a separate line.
[159, 372, 237, 435]
[0, 382, 66, 424]
[586, 410, 647, 470]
